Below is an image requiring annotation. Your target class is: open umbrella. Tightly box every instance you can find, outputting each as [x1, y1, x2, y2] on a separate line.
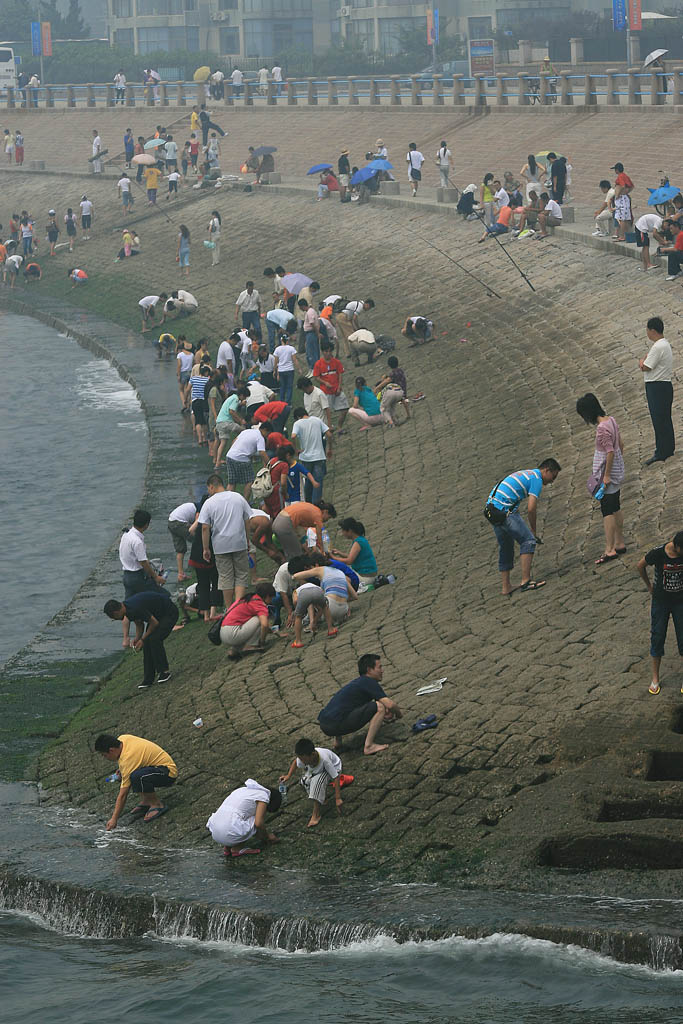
[280, 272, 312, 295]
[366, 158, 393, 171]
[307, 163, 333, 175]
[252, 145, 277, 157]
[351, 167, 377, 186]
[643, 48, 669, 67]
[132, 153, 156, 166]
[193, 66, 210, 82]
[144, 138, 166, 150]
[535, 150, 563, 164]
[648, 184, 680, 205]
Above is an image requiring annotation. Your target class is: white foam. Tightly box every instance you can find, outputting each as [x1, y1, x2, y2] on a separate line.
[75, 360, 143, 417]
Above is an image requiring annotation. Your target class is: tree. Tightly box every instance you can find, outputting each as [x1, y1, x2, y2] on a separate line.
[1, 0, 33, 39]
[62, 0, 89, 38]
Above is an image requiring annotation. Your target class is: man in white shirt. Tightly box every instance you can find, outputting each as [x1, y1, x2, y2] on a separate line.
[493, 181, 510, 208]
[271, 63, 283, 96]
[119, 509, 168, 646]
[199, 474, 252, 607]
[297, 377, 331, 429]
[118, 174, 132, 216]
[164, 135, 178, 170]
[167, 501, 198, 581]
[266, 308, 297, 353]
[80, 195, 94, 239]
[291, 409, 331, 503]
[536, 192, 562, 239]
[273, 337, 303, 405]
[161, 290, 198, 322]
[217, 338, 234, 374]
[114, 70, 126, 105]
[335, 298, 375, 358]
[639, 316, 675, 464]
[593, 179, 615, 237]
[210, 69, 225, 99]
[231, 67, 244, 97]
[139, 293, 167, 333]
[348, 329, 378, 366]
[242, 379, 274, 413]
[235, 280, 262, 336]
[634, 212, 664, 272]
[225, 422, 270, 499]
[406, 142, 424, 196]
[92, 130, 102, 174]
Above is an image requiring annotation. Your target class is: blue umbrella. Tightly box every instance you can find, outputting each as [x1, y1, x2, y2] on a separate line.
[648, 185, 680, 206]
[351, 167, 377, 186]
[367, 158, 393, 171]
[307, 162, 333, 175]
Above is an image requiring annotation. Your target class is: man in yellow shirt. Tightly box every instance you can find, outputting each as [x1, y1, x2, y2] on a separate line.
[190, 106, 200, 132]
[95, 732, 178, 827]
[144, 164, 161, 205]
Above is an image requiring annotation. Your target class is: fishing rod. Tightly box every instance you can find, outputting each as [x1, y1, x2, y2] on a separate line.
[409, 225, 502, 300]
[444, 168, 536, 293]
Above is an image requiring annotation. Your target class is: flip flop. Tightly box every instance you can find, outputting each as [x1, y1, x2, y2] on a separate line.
[129, 805, 148, 819]
[649, 682, 661, 695]
[595, 553, 619, 565]
[329, 773, 354, 788]
[412, 716, 438, 733]
[327, 628, 338, 637]
[519, 580, 546, 592]
[231, 847, 261, 857]
[143, 805, 168, 823]
[616, 546, 627, 554]
[290, 641, 304, 648]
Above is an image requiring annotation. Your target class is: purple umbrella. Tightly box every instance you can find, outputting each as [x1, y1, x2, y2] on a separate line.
[280, 272, 313, 295]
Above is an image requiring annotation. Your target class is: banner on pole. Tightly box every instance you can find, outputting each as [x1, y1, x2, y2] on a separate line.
[433, 8, 439, 44]
[613, 0, 626, 31]
[41, 22, 52, 57]
[426, 9, 434, 45]
[30, 21, 42, 57]
[630, 0, 642, 30]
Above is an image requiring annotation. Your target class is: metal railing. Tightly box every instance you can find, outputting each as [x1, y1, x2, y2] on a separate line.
[2, 69, 681, 109]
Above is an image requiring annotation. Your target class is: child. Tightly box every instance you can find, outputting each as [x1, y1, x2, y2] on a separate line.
[4, 253, 22, 286]
[189, 133, 199, 173]
[166, 168, 181, 200]
[181, 141, 190, 179]
[279, 444, 319, 504]
[279, 737, 343, 828]
[68, 267, 88, 288]
[289, 579, 337, 648]
[46, 210, 59, 256]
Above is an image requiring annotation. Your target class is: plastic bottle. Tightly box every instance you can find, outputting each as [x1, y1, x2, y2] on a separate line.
[594, 483, 605, 501]
[105, 772, 119, 783]
[386, 574, 396, 584]
[278, 782, 288, 804]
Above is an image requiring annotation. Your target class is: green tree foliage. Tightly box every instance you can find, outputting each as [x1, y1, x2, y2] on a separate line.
[62, 0, 89, 38]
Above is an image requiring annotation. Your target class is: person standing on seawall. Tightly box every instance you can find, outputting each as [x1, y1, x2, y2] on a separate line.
[575, 393, 626, 565]
[95, 733, 177, 826]
[484, 460, 561, 596]
[118, 509, 168, 647]
[637, 531, 683, 695]
[639, 316, 674, 465]
[104, 592, 179, 689]
[406, 141, 424, 197]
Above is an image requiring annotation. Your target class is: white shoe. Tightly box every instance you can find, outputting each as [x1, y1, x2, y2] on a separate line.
[592, 230, 603, 236]
[666, 274, 680, 281]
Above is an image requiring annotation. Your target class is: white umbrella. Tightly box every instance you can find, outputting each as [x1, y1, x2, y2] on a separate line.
[144, 138, 166, 150]
[643, 48, 669, 67]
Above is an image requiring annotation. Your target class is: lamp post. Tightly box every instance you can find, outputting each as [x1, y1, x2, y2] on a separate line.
[36, 0, 45, 84]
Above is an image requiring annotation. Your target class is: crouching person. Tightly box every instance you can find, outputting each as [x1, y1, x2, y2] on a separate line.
[206, 778, 282, 857]
[220, 581, 275, 661]
[95, 732, 178, 827]
[280, 737, 343, 828]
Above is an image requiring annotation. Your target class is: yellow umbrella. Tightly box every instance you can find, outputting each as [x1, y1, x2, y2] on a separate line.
[193, 66, 211, 82]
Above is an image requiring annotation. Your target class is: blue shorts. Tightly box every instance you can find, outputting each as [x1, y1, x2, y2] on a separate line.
[491, 511, 536, 572]
[487, 223, 509, 235]
[179, 249, 189, 267]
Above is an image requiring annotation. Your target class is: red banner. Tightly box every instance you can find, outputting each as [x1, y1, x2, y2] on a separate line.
[41, 22, 52, 57]
[630, 0, 641, 31]
[426, 9, 433, 45]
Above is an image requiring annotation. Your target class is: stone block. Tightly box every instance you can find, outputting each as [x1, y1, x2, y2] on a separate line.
[561, 205, 575, 223]
[30, 160, 45, 170]
[262, 172, 281, 184]
[436, 187, 458, 203]
[379, 180, 400, 195]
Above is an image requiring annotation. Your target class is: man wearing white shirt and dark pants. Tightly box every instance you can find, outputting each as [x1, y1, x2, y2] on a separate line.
[535, 193, 562, 239]
[119, 509, 168, 647]
[235, 281, 262, 338]
[292, 409, 331, 504]
[199, 474, 252, 609]
[634, 212, 663, 272]
[272, 63, 283, 96]
[231, 68, 244, 97]
[639, 316, 675, 464]
[406, 142, 424, 197]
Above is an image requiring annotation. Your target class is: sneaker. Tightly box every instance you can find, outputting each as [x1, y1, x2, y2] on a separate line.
[138, 680, 154, 689]
[591, 230, 603, 236]
[666, 274, 680, 282]
[157, 671, 171, 684]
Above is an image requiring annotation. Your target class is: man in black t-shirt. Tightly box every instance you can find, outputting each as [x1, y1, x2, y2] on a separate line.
[104, 592, 178, 689]
[318, 652, 402, 755]
[637, 530, 683, 695]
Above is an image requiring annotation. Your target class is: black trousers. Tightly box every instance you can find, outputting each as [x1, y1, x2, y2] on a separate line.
[201, 120, 225, 146]
[195, 565, 220, 612]
[645, 380, 675, 459]
[142, 607, 179, 682]
[667, 252, 683, 276]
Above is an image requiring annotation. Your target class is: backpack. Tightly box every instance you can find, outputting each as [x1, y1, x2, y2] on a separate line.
[251, 457, 282, 502]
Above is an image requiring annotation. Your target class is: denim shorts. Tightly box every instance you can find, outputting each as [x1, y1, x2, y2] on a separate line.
[491, 511, 536, 572]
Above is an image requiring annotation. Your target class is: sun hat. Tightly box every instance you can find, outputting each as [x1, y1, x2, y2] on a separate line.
[376, 138, 384, 145]
[341, 148, 349, 155]
[48, 209, 55, 215]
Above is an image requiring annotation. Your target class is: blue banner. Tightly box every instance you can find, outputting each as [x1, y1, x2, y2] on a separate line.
[30, 21, 42, 56]
[613, 0, 626, 31]
[434, 8, 439, 44]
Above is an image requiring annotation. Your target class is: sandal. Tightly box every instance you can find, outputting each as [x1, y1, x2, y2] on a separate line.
[327, 628, 338, 637]
[595, 553, 619, 565]
[649, 681, 661, 695]
[290, 641, 304, 648]
[615, 546, 627, 554]
[519, 580, 546, 592]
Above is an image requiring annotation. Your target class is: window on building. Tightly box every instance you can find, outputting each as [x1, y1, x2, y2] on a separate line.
[185, 26, 200, 49]
[243, 16, 312, 56]
[136, 0, 183, 14]
[138, 27, 170, 52]
[467, 16, 493, 39]
[219, 0, 239, 8]
[348, 18, 373, 49]
[114, 28, 134, 48]
[112, 0, 132, 16]
[185, 0, 197, 9]
[378, 16, 425, 56]
[220, 26, 240, 51]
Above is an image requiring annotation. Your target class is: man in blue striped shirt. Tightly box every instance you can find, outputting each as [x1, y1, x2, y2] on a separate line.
[486, 458, 561, 595]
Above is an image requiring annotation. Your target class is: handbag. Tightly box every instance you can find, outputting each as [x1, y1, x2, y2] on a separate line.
[207, 617, 222, 646]
[483, 479, 508, 525]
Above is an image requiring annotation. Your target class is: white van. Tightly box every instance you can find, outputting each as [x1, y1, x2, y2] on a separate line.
[0, 46, 18, 93]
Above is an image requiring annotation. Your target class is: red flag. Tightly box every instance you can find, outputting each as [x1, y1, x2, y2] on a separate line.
[41, 22, 52, 57]
[630, 0, 641, 30]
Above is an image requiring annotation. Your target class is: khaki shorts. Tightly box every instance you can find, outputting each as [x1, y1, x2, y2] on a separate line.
[328, 391, 349, 411]
[338, 174, 349, 187]
[216, 420, 240, 440]
[215, 549, 250, 591]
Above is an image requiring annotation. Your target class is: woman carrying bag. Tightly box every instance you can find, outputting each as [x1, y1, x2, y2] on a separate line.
[576, 392, 627, 566]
